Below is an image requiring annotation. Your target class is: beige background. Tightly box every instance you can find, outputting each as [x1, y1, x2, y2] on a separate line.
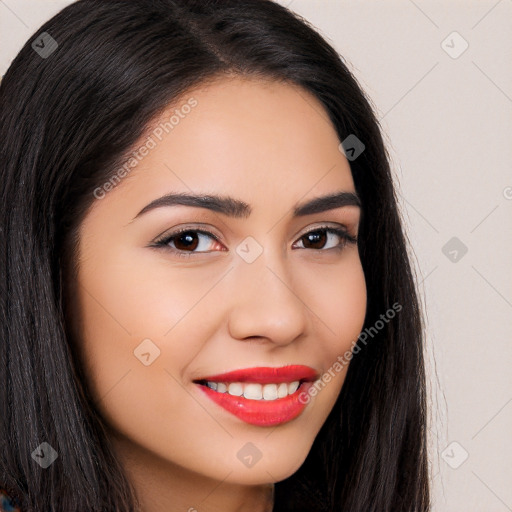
[1, 1, 511, 510]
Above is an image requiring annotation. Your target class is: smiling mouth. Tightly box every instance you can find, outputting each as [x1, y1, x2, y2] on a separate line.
[192, 365, 318, 426]
[194, 378, 309, 401]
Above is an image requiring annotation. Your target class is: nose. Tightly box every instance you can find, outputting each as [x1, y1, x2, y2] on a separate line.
[226, 250, 309, 346]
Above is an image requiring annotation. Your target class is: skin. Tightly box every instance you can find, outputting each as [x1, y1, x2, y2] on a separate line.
[68, 76, 367, 512]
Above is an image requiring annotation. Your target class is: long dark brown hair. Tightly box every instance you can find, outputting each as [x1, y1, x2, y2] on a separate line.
[0, 1, 430, 510]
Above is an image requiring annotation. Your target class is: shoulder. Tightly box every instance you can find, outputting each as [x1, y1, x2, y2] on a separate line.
[0, 489, 22, 512]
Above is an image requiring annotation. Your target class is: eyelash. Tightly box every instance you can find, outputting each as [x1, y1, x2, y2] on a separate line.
[152, 225, 357, 259]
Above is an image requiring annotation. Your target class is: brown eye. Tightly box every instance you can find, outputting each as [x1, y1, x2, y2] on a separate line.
[172, 231, 200, 251]
[295, 227, 357, 251]
[153, 228, 223, 257]
[301, 230, 328, 250]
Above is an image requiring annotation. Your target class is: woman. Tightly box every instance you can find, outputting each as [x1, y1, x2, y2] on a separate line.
[0, 0, 430, 510]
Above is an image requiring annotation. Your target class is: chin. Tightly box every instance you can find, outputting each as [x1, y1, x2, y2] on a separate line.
[219, 444, 311, 485]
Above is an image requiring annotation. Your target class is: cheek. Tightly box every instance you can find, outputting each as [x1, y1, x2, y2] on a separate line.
[71, 249, 226, 434]
[310, 255, 367, 356]
[71, 269, 206, 454]
[301, 255, 366, 399]
[75, 245, 215, 360]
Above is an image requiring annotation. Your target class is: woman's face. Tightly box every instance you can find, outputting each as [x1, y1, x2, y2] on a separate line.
[70, 76, 366, 490]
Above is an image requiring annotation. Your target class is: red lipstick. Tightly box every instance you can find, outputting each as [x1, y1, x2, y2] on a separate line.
[194, 365, 319, 427]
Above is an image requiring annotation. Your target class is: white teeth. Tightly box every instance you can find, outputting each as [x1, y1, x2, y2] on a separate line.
[288, 381, 300, 394]
[204, 380, 302, 400]
[228, 382, 243, 396]
[244, 383, 263, 400]
[277, 382, 288, 398]
[262, 383, 278, 400]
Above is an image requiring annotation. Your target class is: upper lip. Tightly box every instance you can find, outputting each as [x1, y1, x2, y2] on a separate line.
[194, 365, 319, 384]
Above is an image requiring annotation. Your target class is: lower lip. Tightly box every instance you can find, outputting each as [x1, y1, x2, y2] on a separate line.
[195, 381, 314, 427]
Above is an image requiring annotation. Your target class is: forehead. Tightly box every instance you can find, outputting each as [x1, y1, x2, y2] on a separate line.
[88, 76, 356, 222]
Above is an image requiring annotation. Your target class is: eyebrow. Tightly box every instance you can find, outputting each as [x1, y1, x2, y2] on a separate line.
[132, 190, 361, 221]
